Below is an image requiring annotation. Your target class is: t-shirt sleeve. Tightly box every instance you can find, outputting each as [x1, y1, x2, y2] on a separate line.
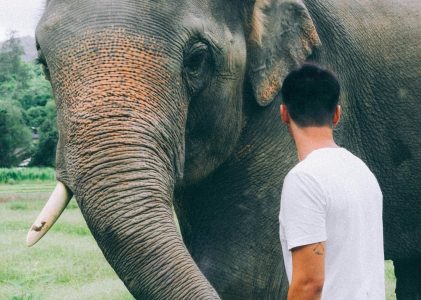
[280, 171, 327, 250]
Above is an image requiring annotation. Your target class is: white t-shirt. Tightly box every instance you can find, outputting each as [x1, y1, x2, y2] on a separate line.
[279, 147, 385, 300]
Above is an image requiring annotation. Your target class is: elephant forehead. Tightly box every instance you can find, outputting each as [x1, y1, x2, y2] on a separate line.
[48, 28, 180, 110]
[48, 28, 170, 66]
[43, 0, 186, 21]
[38, 0, 184, 46]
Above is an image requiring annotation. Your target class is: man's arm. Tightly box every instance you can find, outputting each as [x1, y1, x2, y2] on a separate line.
[288, 242, 325, 300]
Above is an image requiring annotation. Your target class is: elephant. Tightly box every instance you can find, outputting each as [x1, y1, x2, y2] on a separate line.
[28, 0, 421, 299]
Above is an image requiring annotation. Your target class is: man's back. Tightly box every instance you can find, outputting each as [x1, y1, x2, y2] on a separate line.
[279, 147, 385, 299]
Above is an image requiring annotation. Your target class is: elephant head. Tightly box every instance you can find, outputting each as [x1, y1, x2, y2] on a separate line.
[28, 0, 320, 298]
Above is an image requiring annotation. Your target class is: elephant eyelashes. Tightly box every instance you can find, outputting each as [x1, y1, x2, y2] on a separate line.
[35, 42, 51, 82]
[35, 56, 51, 81]
[183, 41, 213, 94]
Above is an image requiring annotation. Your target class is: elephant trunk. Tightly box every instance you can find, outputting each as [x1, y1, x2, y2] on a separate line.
[74, 147, 217, 299]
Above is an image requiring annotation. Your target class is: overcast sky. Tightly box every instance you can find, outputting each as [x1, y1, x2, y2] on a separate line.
[0, 0, 45, 41]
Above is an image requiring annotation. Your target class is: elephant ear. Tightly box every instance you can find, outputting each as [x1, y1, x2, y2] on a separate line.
[246, 0, 321, 106]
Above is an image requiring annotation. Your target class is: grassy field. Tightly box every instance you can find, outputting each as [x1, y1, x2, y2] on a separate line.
[0, 168, 55, 184]
[0, 184, 133, 300]
[0, 183, 397, 299]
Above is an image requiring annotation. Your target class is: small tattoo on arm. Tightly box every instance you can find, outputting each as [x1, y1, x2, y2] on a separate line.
[313, 243, 324, 256]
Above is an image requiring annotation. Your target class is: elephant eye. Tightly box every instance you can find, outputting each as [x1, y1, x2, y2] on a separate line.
[183, 41, 213, 94]
[185, 44, 208, 74]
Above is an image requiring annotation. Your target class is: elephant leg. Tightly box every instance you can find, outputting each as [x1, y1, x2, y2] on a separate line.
[394, 259, 421, 300]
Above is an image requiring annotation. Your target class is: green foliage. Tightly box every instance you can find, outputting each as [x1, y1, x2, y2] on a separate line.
[25, 106, 47, 128]
[0, 167, 55, 184]
[19, 64, 53, 110]
[30, 118, 58, 167]
[0, 32, 57, 167]
[0, 101, 33, 167]
[0, 34, 31, 103]
[0, 34, 27, 81]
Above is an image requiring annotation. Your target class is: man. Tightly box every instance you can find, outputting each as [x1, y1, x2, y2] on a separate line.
[278, 63, 385, 299]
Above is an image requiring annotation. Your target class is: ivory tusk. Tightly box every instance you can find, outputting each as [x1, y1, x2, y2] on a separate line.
[26, 181, 73, 247]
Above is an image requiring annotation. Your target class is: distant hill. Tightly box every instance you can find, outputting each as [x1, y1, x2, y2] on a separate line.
[0, 36, 37, 62]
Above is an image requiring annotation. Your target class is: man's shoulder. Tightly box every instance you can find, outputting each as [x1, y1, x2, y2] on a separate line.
[283, 164, 323, 193]
[290, 147, 382, 196]
[286, 150, 331, 179]
[284, 164, 312, 182]
[285, 147, 375, 187]
[296, 147, 369, 176]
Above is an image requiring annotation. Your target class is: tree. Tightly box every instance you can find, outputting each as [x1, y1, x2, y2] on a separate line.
[0, 100, 33, 167]
[0, 32, 32, 103]
[0, 32, 58, 167]
[26, 106, 47, 127]
[19, 63, 53, 110]
[30, 100, 58, 167]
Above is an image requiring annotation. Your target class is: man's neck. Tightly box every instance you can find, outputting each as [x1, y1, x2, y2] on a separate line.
[290, 123, 339, 161]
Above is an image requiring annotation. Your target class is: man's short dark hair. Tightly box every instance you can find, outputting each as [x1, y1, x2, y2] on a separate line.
[280, 63, 340, 127]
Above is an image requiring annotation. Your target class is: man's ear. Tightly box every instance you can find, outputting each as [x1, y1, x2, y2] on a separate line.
[280, 104, 290, 124]
[333, 105, 341, 126]
[245, 0, 321, 106]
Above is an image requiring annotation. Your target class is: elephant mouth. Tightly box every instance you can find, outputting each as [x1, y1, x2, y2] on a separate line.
[27, 181, 73, 246]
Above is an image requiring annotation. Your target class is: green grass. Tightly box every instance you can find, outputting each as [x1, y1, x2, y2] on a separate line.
[385, 261, 396, 300]
[0, 168, 55, 184]
[0, 183, 56, 203]
[0, 183, 397, 299]
[0, 185, 133, 300]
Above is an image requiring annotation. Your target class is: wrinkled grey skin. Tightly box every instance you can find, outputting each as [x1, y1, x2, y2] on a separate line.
[36, 0, 421, 299]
